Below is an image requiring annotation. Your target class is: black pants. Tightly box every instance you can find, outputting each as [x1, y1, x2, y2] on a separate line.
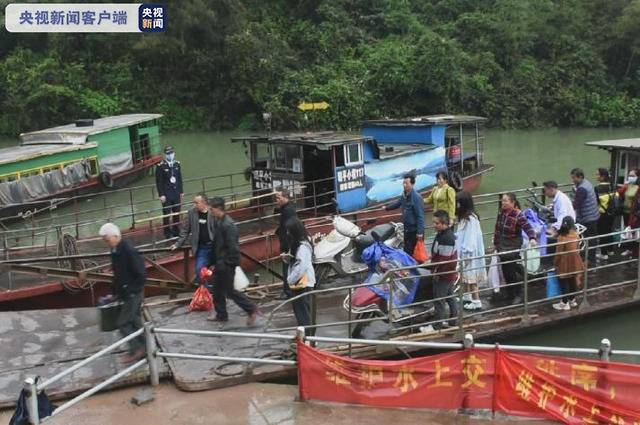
[162, 198, 181, 239]
[597, 214, 615, 251]
[117, 292, 145, 354]
[559, 277, 577, 304]
[499, 252, 524, 299]
[404, 230, 417, 256]
[290, 287, 311, 327]
[213, 267, 256, 320]
[282, 262, 292, 297]
[433, 278, 458, 330]
[580, 220, 598, 264]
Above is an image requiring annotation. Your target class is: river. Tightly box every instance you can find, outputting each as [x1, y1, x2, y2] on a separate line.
[1, 126, 639, 350]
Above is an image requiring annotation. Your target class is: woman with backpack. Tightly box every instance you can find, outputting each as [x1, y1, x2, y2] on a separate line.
[553, 216, 584, 311]
[595, 168, 615, 261]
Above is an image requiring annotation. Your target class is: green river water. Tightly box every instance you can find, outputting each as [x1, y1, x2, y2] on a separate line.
[1, 127, 639, 350]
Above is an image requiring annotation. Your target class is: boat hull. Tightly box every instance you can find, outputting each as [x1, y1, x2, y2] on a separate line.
[0, 156, 161, 220]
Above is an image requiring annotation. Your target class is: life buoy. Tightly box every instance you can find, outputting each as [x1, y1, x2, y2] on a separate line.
[450, 171, 463, 191]
[99, 171, 114, 188]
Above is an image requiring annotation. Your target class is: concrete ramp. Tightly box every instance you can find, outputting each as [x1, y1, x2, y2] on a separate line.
[0, 307, 166, 407]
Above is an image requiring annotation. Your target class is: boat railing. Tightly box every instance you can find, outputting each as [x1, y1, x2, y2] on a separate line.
[0, 174, 338, 243]
[259, 227, 640, 358]
[0, 181, 567, 254]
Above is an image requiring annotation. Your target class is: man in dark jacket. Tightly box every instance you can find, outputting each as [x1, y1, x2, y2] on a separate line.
[171, 193, 216, 284]
[274, 188, 297, 299]
[571, 168, 600, 264]
[99, 223, 147, 363]
[383, 173, 426, 255]
[155, 145, 184, 239]
[207, 197, 258, 325]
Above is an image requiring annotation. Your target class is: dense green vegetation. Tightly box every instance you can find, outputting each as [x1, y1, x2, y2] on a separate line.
[1, 0, 640, 134]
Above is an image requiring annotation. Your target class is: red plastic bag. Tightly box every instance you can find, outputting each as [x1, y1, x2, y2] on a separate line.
[189, 285, 213, 312]
[189, 267, 214, 312]
[413, 240, 429, 263]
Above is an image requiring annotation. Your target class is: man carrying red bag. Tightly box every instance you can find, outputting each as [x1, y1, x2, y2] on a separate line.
[206, 197, 258, 326]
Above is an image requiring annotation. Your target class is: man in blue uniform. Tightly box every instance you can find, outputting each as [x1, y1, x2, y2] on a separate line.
[155, 145, 184, 239]
[383, 173, 426, 255]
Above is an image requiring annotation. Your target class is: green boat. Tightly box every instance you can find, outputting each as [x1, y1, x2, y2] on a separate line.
[0, 114, 163, 218]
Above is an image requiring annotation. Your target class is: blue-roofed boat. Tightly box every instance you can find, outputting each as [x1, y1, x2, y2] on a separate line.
[235, 115, 493, 214]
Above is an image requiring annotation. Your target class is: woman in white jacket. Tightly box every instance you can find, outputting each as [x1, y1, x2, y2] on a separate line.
[283, 217, 316, 328]
[455, 192, 487, 310]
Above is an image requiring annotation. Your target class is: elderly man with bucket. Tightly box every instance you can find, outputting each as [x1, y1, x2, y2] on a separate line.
[99, 223, 147, 363]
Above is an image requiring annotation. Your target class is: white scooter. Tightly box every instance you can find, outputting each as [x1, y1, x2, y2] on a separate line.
[313, 216, 404, 283]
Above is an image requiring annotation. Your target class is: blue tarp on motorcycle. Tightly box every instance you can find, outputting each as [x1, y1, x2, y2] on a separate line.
[522, 208, 548, 255]
[362, 242, 420, 306]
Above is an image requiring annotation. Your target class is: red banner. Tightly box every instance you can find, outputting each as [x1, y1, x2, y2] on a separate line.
[297, 341, 640, 423]
[495, 350, 640, 424]
[297, 341, 494, 410]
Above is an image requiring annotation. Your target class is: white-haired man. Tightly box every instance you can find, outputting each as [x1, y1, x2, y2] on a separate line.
[99, 223, 147, 363]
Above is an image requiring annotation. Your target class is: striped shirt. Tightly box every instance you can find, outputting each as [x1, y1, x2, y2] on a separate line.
[431, 228, 458, 283]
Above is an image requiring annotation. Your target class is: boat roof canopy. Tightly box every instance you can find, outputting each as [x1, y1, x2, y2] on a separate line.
[233, 132, 371, 149]
[363, 114, 487, 126]
[20, 113, 163, 145]
[586, 139, 640, 150]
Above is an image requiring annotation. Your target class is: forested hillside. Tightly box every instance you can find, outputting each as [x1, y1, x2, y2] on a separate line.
[1, 0, 639, 133]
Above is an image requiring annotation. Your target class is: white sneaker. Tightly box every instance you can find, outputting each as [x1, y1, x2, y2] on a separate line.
[569, 299, 578, 308]
[621, 250, 632, 257]
[464, 300, 483, 311]
[462, 293, 473, 303]
[596, 253, 608, 261]
[419, 325, 436, 333]
[552, 302, 570, 311]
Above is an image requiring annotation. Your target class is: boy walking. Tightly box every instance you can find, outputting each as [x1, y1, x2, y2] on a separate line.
[422, 210, 459, 332]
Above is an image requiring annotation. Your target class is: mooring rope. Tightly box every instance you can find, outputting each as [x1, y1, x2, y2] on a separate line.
[56, 233, 98, 294]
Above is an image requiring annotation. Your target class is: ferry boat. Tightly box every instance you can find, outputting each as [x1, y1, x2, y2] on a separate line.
[238, 115, 491, 213]
[585, 137, 640, 185]
[0, 114, 163, 218]
[0, 115, 494, 310]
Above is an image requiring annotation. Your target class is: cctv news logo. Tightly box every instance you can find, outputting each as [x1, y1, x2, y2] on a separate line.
[5, 3, 167, 33]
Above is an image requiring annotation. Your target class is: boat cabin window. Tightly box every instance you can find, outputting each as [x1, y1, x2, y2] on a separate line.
[252, 143, 271, 169]
[344, 143, 362, 166]
[335, 142, 363, 167]
[273, 144, 302, 173]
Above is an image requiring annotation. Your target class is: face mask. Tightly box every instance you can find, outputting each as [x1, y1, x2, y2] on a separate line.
[166, 153, 175, 162]
[629, 176, 637, 184]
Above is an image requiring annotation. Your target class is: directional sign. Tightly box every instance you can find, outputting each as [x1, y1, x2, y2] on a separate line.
[298, 101, 330, 111]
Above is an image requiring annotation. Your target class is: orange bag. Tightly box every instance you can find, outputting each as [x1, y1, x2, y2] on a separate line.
[189, 285, 213, 312]
[189, 267, 214, 312]
[413, 240, 429, 263]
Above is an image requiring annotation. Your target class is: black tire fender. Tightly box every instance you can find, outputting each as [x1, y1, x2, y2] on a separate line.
[99, 171, 114, 188]
[450, 171, 463, 191]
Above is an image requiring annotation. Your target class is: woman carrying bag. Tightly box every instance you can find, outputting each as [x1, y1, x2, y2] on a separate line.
[282, 217, 316, 329]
